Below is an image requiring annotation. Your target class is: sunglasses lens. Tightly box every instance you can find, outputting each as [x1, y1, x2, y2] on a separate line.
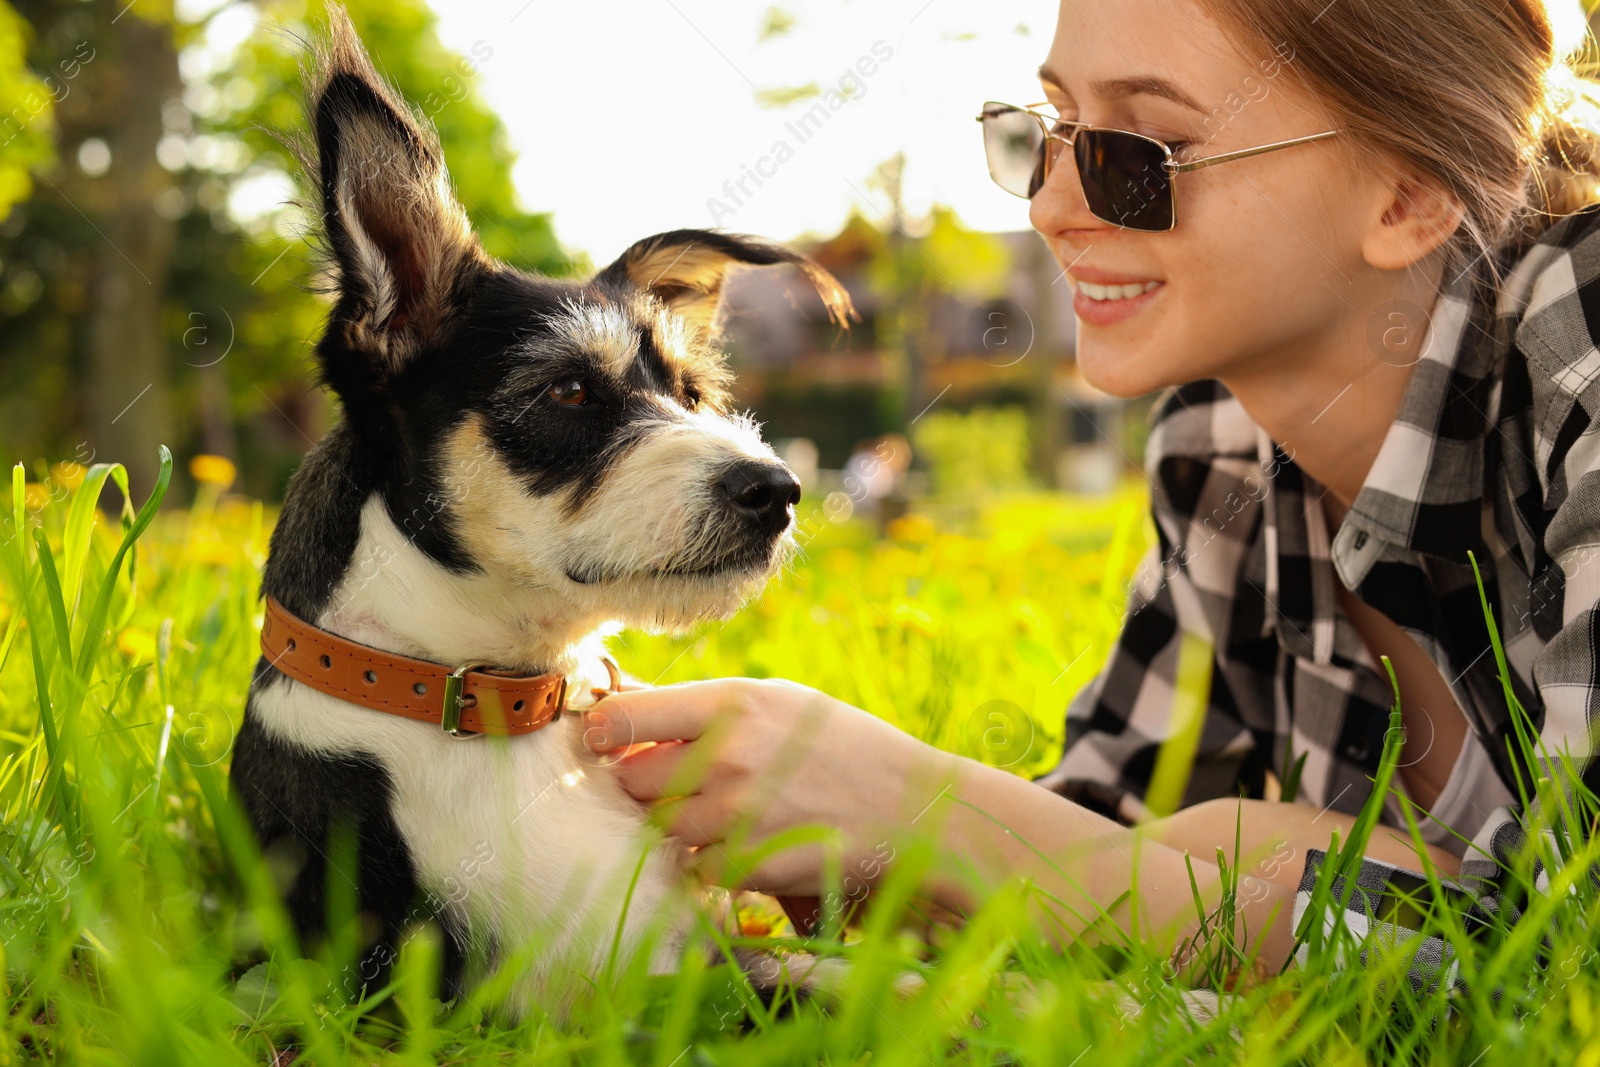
[1075, 130, 1174, 231]
[981, 104, 1046, 199]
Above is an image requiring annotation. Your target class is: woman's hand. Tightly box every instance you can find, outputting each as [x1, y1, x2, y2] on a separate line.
[583, 680, 1307, 976]
[584, 678, 961, 897]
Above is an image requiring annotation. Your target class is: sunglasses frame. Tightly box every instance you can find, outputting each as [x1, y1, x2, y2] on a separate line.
[977, 101, 1342, 231]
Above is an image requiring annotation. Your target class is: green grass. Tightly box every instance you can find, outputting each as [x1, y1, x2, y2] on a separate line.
[3, 449, 1600, 1065]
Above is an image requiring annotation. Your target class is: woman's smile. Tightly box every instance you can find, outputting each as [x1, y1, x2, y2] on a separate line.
[1067, 268, 1165, 326]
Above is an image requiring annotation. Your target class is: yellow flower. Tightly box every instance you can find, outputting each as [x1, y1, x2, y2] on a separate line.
[189, 454, 236, 488]
[190, 540, 236, 566]
[886, 513, 936, 544]
[117, 627, 157, 662]
[50, 461, 86, 489]
[891, 602, 936, 637]
[823, 548, 857, 575]
[1013, 600, 1047, 636]
[23, 483, 50, 512]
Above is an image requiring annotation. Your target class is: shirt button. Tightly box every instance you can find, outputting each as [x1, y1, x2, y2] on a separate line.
[1354, 530, 1368, 550]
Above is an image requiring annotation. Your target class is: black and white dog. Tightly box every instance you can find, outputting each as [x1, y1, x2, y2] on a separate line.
[229, 8, 851, 1019]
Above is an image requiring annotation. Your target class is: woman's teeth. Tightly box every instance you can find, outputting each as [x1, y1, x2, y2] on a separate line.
[1075, 280, 1160, 301]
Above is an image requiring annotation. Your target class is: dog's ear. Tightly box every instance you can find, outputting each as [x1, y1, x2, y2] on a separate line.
[595, 230, 855, 338]
[307, 5, 483, 376]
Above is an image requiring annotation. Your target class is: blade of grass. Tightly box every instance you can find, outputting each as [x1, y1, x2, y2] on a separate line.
[73, 446, 171, 679]
[150, 618, 174, 818]
[1287, 655, 1407, 973]
[1281, 748, 1308, 805]
[59, 464, 120, 622]
[1145, 630, 1214, 818]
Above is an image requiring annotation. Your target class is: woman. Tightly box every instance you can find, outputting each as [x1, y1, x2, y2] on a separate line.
[586, 0, 1600, 985]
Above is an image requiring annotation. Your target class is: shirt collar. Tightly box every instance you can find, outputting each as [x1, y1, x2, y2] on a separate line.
[1256, 271, 1495, 666]
[1326, 271, 1497, 591]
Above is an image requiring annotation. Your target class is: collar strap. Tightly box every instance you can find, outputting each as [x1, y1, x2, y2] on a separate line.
[260, 596, 618, 738]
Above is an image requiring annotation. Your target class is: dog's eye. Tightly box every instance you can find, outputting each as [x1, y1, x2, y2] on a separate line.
[545, 379, 590, 406]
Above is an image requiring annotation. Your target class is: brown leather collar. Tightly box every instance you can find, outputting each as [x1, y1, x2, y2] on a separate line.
[260, 596, 619, 738]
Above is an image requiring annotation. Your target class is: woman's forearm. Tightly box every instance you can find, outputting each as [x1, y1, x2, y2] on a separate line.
[919, 758, 1299, 981]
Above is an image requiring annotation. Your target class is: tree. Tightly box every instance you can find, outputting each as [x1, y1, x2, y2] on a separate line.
[861, 158, 1010, 431]
[0, 0, 54, 216]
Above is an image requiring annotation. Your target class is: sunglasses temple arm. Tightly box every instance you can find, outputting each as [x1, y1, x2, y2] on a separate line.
[1170, 130, 1341, 173]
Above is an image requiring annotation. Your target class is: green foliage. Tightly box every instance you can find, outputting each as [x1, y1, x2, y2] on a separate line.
[912, 405, 1033, 496]
[753, 84, 821, 109]
[756, 6, 796, 42]
[866, 202, 1010, 301]
[0, 0, 53, 217]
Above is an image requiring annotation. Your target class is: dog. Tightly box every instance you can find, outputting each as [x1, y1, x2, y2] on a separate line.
[228, 6, 853, 1022]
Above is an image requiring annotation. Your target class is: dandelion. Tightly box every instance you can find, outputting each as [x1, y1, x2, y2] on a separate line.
[1013, 600, 1047, 636]
[823, 548, 857, 575]
[50, 461, 86, 489]
[116, 627, 157, 662]
[891, 601, 936, 637]
[886, 513, 937, 543]
[189, 454, 236, 488]
[189, 540, 235, 567]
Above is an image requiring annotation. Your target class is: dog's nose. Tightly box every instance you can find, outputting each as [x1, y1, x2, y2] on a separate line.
[718, 461, 801, 528]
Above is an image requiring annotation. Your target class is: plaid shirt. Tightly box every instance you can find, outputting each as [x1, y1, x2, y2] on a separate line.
[1036, 202, 1600, 990]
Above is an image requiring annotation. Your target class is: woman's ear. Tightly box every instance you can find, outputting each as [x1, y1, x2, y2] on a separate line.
[1360, 166, 1466, 271]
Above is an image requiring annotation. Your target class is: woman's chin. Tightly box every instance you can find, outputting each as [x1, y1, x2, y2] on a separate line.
[1074, 345, 1178, 399]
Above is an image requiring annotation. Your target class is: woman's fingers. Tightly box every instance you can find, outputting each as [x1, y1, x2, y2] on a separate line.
[653, 794, 727, 848]
[585, 680, 745, 751]
[612, 739, 705, 801]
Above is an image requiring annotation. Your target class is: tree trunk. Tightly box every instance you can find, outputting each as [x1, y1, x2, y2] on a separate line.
[84, 13, 179, 499]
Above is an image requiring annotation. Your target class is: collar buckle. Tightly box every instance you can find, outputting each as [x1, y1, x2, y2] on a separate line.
[441, 661, 492, 739]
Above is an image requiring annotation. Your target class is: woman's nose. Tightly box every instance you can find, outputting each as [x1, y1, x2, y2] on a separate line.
[1028, 143, 1102, 239]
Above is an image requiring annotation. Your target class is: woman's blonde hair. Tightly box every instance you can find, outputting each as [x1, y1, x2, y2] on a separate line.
[1200, 0, 1600, 285]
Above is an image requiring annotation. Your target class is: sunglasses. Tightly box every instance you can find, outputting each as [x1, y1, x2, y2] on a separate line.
[977, 101, 1341, 232]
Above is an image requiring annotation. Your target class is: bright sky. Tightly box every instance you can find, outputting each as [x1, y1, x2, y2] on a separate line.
[424, 0, 1057, 264]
